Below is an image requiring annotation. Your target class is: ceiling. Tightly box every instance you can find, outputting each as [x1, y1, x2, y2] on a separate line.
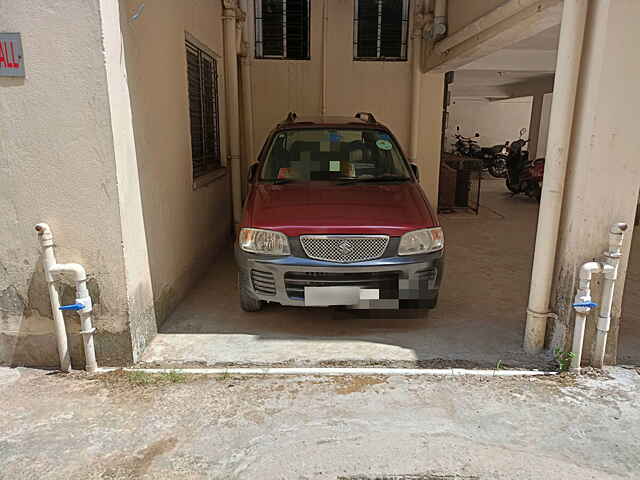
[450, 25, 560, 100]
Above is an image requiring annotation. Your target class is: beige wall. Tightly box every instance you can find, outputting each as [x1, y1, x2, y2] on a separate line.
[248, 0, 444, 204]
[121, 0, 233, 325]
[445, 97, 533, 151]
[446, 0, 508, 36]
[0, 0, 136, 367]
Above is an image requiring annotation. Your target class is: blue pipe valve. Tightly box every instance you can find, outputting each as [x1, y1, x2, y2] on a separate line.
[59, 303, 85, 311]
[572, 301, 598, 309]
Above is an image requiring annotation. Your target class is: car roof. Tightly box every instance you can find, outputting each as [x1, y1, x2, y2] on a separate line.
[275, 113, 388, 130]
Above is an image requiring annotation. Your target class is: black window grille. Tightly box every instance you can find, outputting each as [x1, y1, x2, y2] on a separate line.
[354, 0, 410, 61]
[186, 40, 222, 179]
[255, 0, 310, 59]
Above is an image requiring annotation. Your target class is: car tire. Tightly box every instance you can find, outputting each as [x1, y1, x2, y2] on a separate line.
[239, 271, 263, 312]
[424, 293, 439, 309]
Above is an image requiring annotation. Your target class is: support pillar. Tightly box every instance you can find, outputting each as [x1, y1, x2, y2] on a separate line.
[545, 0, 640, 363]
[527, 93, 544, 161]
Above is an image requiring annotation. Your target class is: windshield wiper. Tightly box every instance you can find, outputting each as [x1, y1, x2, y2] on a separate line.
[336, 175, 410, 185]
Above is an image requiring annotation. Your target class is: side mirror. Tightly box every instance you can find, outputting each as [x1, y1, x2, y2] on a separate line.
[456, 126, 460, 132]
[475, 132, 480, 137]
[410, 163, 420, 180]
[520, 127, 527, 137]
[248, 163, 259, 183]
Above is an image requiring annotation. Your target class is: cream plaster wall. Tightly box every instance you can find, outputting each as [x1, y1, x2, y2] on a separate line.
[0, 0, 135, 367]
[120, 0, 232, 325]
[445, 97, 533, 151]
[248, 0, 444, 205]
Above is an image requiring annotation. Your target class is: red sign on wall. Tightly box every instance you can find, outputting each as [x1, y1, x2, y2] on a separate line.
[0, 33, 25, 77]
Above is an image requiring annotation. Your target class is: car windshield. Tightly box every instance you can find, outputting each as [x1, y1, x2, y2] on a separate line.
[259, 128, 412, 182]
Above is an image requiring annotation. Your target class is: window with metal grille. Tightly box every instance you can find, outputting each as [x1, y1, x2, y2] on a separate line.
[186, 40, 222, 179]
[255, 0, 310, 59]
[354, 0, 410, 61]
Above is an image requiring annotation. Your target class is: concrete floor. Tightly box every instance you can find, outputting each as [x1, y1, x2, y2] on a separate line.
[141, 178, 640, 368]
[2, 366, 640, 479]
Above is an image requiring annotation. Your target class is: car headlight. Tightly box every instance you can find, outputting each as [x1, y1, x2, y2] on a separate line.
[239, 228, 291, 255]
[398, 227, 444, 255]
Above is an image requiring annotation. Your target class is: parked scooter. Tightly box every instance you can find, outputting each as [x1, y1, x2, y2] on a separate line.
[505, 128, 544, 201]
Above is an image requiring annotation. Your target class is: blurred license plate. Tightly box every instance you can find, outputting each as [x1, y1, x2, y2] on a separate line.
[304, 287, 379, 306]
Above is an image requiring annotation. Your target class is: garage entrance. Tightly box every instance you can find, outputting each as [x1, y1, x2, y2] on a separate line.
[619, 224, 640, 365]
[140, 178, 547, 369]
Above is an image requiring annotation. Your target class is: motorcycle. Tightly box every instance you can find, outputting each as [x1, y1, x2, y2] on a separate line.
[452, 130, 482, 157]
[452, 127, 508, 178]
[505, 128, 544, 201]
[481, 142, 509, 178]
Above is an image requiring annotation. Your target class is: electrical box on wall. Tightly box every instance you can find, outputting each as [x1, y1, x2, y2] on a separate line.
[0, 33, 25, 77]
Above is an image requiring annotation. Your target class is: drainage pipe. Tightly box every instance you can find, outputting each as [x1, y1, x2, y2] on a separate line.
[222, 2, 243, 225]
[570, 262, 602, 371]
[593, 223, 628, 368]
[320, 0, 328, 116]
[408, 3, 428, 163]
[238, 0, 255, 198]
[35, 223, 71, 373]
[524, 0, 589, 354]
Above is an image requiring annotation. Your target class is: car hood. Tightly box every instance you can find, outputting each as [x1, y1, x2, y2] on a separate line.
[242, 181, 438, 237]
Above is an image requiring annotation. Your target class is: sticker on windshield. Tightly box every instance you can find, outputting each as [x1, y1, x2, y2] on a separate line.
[376, 139, 392, 151]
[329, 160, 341, 172]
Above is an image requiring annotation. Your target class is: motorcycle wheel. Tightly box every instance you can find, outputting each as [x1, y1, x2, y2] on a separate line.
[532, 182, 542, 201]
[505, 177, 518, 193]
[488, 158, 508, 178]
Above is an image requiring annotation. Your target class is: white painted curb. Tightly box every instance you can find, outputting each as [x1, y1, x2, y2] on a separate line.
[97, 367, 557, 377]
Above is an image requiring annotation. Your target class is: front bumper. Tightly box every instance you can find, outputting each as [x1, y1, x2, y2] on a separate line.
[235, 245, 444, 308]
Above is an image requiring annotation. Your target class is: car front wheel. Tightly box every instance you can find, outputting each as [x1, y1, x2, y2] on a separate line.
[239, 271, 263, 312]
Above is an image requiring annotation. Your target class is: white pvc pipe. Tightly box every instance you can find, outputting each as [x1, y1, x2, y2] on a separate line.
[35, 223, 71, 372]
[35, 224, 98, 373]
[222, 5, 243, 225]
[593, 223, 628, 368]
[524, 0, 589, 354]
[100, 367, 556, 377]
[570, 261, 602, 371]
[49, 263, 97, 373]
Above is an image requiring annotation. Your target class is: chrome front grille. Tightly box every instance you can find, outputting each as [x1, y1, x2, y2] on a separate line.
[299, 235, 389, 263]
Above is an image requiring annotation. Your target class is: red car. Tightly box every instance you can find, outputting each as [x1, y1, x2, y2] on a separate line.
[235, 113, 444, 311]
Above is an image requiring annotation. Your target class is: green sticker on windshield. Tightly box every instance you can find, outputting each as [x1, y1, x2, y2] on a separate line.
[376, 139, 392, 151]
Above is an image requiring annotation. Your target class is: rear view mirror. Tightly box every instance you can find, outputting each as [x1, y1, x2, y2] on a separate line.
[248, 163, 259, 183]
[410, 163, 420, 180]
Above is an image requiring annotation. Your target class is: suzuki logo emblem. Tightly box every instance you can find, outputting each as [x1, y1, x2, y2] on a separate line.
[337, 240, 354, 255]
